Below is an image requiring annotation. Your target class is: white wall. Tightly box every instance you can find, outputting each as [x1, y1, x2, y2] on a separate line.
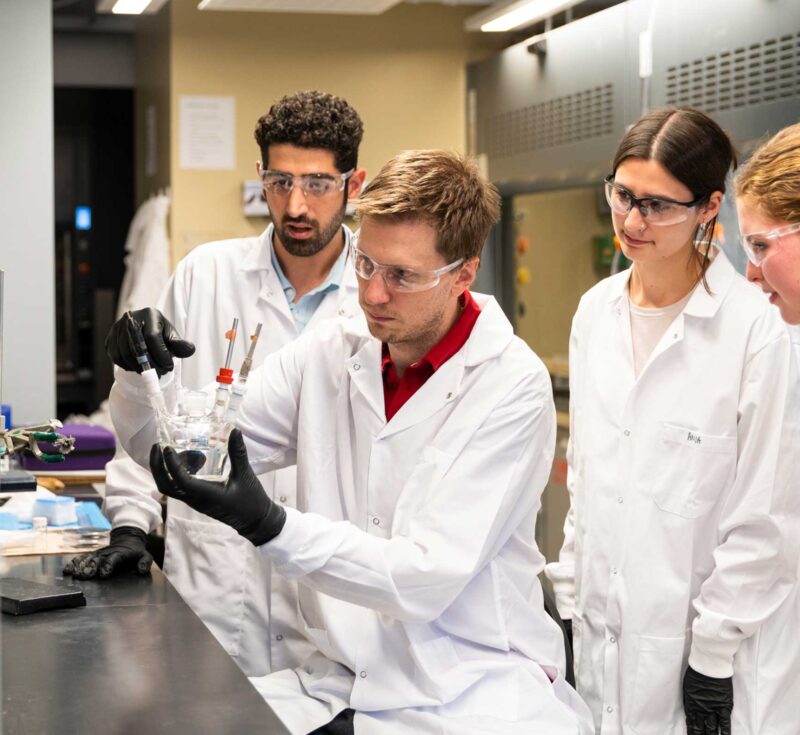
[0, 0, 56, 424]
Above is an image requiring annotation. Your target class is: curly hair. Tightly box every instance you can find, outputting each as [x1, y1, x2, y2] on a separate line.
[735, 123, 800, 224]
[254, 90, 364, 173]
[355, 150, 500, 262]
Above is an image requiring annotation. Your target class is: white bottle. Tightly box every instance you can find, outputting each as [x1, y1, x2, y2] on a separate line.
[32, 516, 48, 553]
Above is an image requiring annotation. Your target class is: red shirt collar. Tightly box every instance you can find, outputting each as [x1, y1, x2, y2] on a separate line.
[381, 290, 481, 375]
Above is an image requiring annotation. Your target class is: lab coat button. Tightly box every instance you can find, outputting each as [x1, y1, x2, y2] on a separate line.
[611, 567, 618, 574]
[623, 429, 630, 437]
[280, 495, 287, 503]
[372, 517, 380, 526]
[338, 308, 345, 316]
[360, 671, 367, 678]
[446, 392, 453, 399]
[276, 634, 283, 641]
[353, 363, 361, 371]
[617, 496, 623, 504]
[607, 706, 614, 713]
[610, 636, 616, 643]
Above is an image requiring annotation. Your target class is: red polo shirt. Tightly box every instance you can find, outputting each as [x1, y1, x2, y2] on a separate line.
[381, 291, 481, 422]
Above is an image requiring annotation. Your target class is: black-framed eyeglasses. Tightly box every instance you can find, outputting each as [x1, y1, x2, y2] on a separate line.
[258, 164, 354, 199]
[604, 175, 705, 226]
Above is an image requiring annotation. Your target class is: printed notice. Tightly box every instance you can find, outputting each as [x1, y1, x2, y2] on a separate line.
[179, 95, 235, 170]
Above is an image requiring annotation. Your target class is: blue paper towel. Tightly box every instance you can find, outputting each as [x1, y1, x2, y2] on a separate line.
[0, 503, 110, 531]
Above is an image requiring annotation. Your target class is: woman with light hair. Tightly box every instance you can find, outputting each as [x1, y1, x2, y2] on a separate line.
[735, 123, 800, 326]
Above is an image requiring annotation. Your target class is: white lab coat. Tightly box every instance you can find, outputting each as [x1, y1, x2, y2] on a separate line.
[105, 225, 360, 677]
[112, 293, 595, 734]
[789, 323, 800, 366]
[546, 250, 800, 735]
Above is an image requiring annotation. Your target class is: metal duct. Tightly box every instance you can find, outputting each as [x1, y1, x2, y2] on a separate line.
[468, 0, 800, 194]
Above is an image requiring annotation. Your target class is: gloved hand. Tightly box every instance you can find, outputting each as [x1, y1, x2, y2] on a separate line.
[150, 429, 286, 547]
[63, 526, 154, 579]
[683, 665, 733, 735]
[105, 307, 195, 376]
[562, 618, 573, 650]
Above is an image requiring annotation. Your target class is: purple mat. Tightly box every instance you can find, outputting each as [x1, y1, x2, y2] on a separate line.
[21, 423, 116, 472]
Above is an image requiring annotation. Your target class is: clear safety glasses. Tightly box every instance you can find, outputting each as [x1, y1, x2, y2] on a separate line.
[604, 176, 705, 226]
[349, 237, 464, 293]
[259, 166, 354, 199]
[740, 221, 800, 266]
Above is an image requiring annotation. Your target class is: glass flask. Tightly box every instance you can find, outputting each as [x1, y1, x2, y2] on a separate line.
[166, 391, 230, 480]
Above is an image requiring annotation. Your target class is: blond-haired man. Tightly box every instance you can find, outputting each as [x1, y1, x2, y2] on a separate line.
[111, 150, 594, 734]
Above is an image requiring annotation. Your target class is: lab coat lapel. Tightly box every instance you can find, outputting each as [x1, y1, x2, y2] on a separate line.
[346, 338, 386, 423]
[636, 251, 735, 378]
[307, 264, 360, 327]
[378, 354, 465, 440]
[239, 228, 296, 333]
[255, 266, 296, 332]
[609, 288, 637, 390]
[639, 312, 685, 375]
[378, 295, 509, 440]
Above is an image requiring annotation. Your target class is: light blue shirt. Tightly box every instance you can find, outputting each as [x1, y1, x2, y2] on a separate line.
[269, 228, 349, 333]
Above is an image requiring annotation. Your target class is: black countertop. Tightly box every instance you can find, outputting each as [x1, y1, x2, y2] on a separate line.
[1, 555, 290, 734]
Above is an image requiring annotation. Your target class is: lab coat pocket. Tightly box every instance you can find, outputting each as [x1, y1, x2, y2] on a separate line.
[163, 513, 250, 658]
[571, 616, 583, 674]
[409, 623, 522, 720]
[627, 634, 687, 735]
[652, 424, 736, 519]
[296, 585, 332, 657]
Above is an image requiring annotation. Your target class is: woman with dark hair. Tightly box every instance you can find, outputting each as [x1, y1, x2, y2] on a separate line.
[546, 108, 800, 735]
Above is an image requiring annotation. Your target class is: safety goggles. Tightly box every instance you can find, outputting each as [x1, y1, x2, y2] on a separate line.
[604, 176, 705, 226]
[740, 221, 800, 266]
[259, 166, 354, 199]
[350, 236, 464, 293]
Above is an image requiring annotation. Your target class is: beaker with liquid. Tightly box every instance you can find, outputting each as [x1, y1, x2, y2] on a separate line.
[166, 391, 230, 480]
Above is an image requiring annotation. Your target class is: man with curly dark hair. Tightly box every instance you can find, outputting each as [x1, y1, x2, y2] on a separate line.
[68, 91, 366, 682]
[254, 90, 365, 263]
[255, 89, 363, 176]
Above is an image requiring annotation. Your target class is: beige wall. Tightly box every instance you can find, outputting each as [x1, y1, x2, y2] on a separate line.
[135, 7, 171, 206]
[513, 187, 610, 360]
[135, 0, 506, 264]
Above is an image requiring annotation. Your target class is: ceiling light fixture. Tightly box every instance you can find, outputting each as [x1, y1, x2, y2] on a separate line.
[464, 0, 586, 33]
[95, 0, 170, 15]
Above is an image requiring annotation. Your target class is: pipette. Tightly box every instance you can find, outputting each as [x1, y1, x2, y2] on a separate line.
[203, 324, 264, 477]
[211, 318, 239, 420]
[223, 323, 263, 428]
[126, 312, 173, 446]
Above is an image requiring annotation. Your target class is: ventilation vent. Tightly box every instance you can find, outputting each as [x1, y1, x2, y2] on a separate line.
[665, 33, 800, 113]
[484, 84, 614, 159]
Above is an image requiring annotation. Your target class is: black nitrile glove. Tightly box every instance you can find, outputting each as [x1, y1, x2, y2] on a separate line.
[63, 526, 154, 579]
[683, 666, 733, 735]
[563, 618, 573, 650]
[105, 307, 195, 376]
[150, 429, 286, 546]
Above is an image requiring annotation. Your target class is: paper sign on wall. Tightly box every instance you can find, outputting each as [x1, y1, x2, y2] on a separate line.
[179, 95, 235, 170]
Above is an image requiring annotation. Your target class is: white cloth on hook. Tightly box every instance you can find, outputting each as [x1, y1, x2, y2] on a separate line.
[116, 193, 171, 319]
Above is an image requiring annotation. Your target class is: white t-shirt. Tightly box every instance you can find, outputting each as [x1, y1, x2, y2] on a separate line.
[629, 290, 693, 378]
